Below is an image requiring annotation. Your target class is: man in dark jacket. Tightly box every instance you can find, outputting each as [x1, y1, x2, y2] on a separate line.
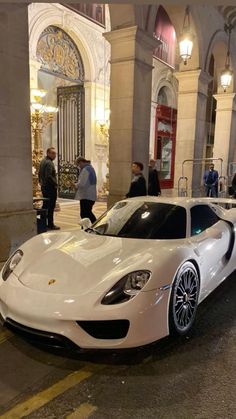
[126, 162, 147, 198]
[39, 147, 60, 230]
[203, 163, 218, 197]
[148, 159, 161, 196]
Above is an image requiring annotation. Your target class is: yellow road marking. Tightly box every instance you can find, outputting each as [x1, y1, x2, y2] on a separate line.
[66, 403, 97, 419]
[0, 365, 103, 419]
[0, 330, 12, 345]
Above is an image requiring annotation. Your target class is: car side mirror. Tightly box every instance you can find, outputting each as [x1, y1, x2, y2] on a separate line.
[79, 218, 92, 230]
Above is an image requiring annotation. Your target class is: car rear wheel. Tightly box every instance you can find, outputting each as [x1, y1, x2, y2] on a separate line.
[169, 262, 200, 336]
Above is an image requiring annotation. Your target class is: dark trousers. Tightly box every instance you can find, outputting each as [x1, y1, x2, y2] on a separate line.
[42, 186, 57, 228]
[205, 185, 217, 197]
[80, 199, 96, 223]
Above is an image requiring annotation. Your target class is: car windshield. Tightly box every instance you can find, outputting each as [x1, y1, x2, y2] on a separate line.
[91, 201, 186, 239]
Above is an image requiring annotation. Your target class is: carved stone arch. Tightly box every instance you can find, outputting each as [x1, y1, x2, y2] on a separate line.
[145, 5, 200, 69]
[156, 77, 177, 109]
[207, 36, 236, 93]
[36, 25, 84, 82]
[204, 30, 227, 73]
[28, 5, 95, 81]
[203, 28, 236, 91]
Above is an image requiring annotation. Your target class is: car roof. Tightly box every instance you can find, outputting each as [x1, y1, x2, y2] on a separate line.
[123, 196, 236, 210]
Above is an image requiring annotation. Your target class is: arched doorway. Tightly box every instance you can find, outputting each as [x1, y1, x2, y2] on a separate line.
[151, 6, 178, 189]
[154, 86, 177, 189]
[36, 25, 85, 198]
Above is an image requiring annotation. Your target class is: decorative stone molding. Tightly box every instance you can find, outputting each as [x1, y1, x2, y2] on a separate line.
[28, 3, 110, 83]
[175, 69, 212, 97]
[213, 93, 236, 112]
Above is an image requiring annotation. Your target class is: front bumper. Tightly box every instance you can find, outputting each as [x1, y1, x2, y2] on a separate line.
[0, 273, 171, 349]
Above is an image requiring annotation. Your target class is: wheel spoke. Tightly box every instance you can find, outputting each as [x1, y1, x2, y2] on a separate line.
[186, 271, 192, 289]
[183, 273, 188, 289]
[178, 282, 186, 295]
[180, 307, 186, 325]
[175, 295, 184, 304]
[189, 281, 197, 293]
[176, 303, 184, 316]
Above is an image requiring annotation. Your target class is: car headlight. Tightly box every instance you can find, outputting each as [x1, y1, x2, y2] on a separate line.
[101, 270, 151, 305]
[2, 249, 23, 281]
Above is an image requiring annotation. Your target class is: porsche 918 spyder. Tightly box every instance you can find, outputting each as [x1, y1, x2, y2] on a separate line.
[0, 197, 235, 349]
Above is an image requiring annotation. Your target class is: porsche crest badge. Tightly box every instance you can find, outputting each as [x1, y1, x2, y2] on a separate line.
[48, 279, 56, 285]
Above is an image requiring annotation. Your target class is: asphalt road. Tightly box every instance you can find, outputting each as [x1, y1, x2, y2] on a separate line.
[0, 272, 235, 419]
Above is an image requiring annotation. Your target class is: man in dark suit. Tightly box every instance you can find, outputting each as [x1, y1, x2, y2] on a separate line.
[39, 147, 60, 230]
[203, 163, 219, 197]
[148, 159, 161, 196]
[126, 162, 147, 198]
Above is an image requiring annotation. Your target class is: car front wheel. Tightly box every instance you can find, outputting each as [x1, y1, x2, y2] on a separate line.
[169, 262, 200, 336]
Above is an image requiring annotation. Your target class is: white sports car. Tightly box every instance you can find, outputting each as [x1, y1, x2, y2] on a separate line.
[0, 197, 235, 350]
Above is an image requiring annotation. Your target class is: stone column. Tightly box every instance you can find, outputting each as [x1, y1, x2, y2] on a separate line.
[0, 4, 36, 262]
[174, 70, 211, 196]
[213, 93, 236, 177]
[104, 27, 159, 205]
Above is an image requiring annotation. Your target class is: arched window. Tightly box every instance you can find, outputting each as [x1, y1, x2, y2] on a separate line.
[154, 6, 176, 68]
[155, 86, 177, 189]
[157, 86, 169, 106]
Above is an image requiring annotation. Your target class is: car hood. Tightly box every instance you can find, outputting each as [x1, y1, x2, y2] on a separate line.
[14, 230, 163, 295]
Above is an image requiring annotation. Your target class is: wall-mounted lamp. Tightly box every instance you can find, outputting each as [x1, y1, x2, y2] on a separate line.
[96, 108, 110, 138]
[97, 120, 109, 135]
[30, 88, 58, 196]
[179, 6, 194, 65]
[220, 23, 233, 92]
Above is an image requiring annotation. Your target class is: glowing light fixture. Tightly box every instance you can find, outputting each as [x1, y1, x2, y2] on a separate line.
[179, 6, 193, 65]
[220, 23, 233, 92]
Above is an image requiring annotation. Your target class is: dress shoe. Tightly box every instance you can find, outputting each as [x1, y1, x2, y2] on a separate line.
[48, 225, 61, 230]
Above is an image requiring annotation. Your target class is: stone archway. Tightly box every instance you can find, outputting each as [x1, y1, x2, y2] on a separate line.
[35, 25, 86, 198]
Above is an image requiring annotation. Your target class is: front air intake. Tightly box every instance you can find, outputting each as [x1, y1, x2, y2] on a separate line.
[76, 320, 129, 339]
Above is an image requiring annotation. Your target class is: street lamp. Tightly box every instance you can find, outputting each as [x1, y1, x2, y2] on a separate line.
[31, 89, 58, 196]
[179, 6, 194, 65]
[220, 23, 233, 92]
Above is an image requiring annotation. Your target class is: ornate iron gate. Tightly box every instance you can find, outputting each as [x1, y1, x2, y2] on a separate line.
[57, 85, 85, 198]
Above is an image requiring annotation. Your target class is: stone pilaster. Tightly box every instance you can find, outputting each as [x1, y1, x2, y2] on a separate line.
[174, 70, 211, 196]
[104, 26, 160, 205]
[0, 4, 36, 262]
[213, 93, 236, 177]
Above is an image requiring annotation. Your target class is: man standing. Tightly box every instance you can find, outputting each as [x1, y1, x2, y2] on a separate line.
[126, 162, 147, 198]
[148, 159, 161, 196]
[75, 157, 97, 223]
[39, 147, 60, 230]
[203, 163, 219, 197]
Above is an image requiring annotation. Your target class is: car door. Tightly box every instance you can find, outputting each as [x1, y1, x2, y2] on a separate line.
[190, 204, 231, 299]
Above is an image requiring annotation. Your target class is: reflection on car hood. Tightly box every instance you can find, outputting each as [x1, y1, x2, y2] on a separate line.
[15, 230, 166, 294]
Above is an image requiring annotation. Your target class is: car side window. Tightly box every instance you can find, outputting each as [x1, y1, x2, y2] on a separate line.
[191, 205, 219, 236]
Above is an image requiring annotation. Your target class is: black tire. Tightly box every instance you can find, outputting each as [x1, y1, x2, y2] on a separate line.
[169, 262, 200, 336]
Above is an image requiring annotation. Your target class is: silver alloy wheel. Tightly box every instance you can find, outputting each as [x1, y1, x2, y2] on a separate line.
[171, 262, 199, 334]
